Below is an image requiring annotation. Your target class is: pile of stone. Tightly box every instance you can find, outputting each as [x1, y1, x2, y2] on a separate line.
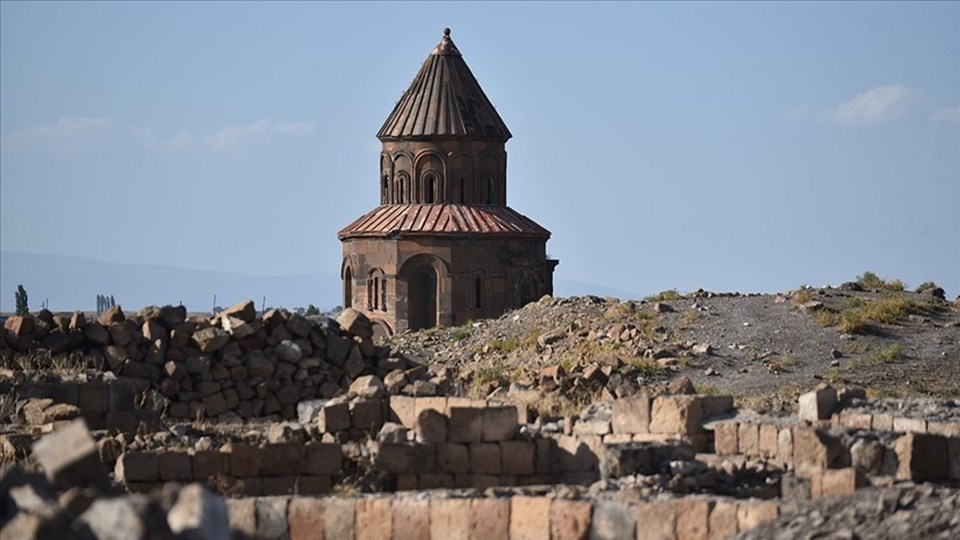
[1, 303, 446, 421]
[2, 419, 230, 540]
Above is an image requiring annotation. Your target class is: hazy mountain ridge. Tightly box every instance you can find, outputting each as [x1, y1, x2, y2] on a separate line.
[0, 251, 640, 313]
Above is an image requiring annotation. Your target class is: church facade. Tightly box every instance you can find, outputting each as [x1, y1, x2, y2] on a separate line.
[338, 29, 557, 337]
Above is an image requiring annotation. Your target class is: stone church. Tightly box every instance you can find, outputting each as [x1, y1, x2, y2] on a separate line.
[338, 29, 557, 337]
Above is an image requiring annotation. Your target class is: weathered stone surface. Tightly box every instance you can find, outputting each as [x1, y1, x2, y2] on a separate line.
[256, 496, 290, 540]
[5, 315, 36, 336]
[193, 327, 230, 353]
[392, 498, 429, 539]
[415, 408, 448, 443]
[798, 384, 837, 423]
[895, 432, 949, 481]
[222, 300, 256, 323]
[98, 305, 125, 326]
[323, 498, 355, 540]
[167, 483, 230, 540]
[226, 498, 257, 538]
[612, 394, 651, 434]
[470, 498, 510, 540]
[550, 499, 590, 540]
[510, 496, 550, 540]
[650, 395, 704, 435]
[275, 340, 304, 363]
[736, 500, 779, 532]
[76, 496, 147, 540]
[675, 499, 711, 540]
[350, 374, 385, 399]
[430, 498, 470, 540]
[337, 308, 373, 339]
[501, 440, 536, 475]
[792, 426, 844, 476]
[32, 419, 107, 490]
[356, 498, 392, 540]
[591, 501, 636, 540]
[470, 443, 501, 475]
[482, 406, 519, 441]
[115, 451, 159, 482]
[715, 422, 739, 455]
[709, 500, 739, 540]
[317, 401, 350, 433]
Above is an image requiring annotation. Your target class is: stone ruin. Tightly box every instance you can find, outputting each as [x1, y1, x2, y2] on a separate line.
[2, 302, 959, 538]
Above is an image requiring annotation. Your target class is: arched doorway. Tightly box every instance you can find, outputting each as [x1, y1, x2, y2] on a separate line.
[407, 264, 438, 331]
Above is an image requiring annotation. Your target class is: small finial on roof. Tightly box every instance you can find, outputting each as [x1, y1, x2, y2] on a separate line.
[432, 27, 461, 56]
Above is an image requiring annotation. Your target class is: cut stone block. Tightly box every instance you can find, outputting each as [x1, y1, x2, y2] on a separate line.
[288, 497, 323, 540]
[759, 424, 779, 459]
[470, 498, 510, 540]
[591, 501, 636, 540]
[482, 406, 519, 441]
[611, 394, 651, 434]
[714, 422, 738, 455]
[317, 402, 351, 433]
[736, 501, 779, 532]
[32, 420, 107, 490]
[811, 467, 867, 498]
[792, 427, 844, 476]
[737, 423, 760, 456]
[675, 499, 710, 540]
[392, 498, 429, 540]
[708, 500, 738, 540]
[255, 496, 290, 540]
[500, 441, 536, 475]
[166, 484, 229, 540]
[635, 501, 676, 540]
[356, 498, 392, 540]
[430, 498, 470, 540]
[510, 496, 550, 540]
[469, 443, 501, 475]
[448, 406, 484, 442]
[798, 385, 837, 423]
[549, 499, 591, 540]
[323, 498, 355, 540]
[650, 395, 704, 435]
[894, 432, 949, 481]
[388, 396, 417, 428]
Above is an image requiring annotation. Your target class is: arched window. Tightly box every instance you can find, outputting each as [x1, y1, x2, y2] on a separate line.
[382, 175, 390, 204]
[486, 176, 494, 204]
[381, 277, 388, 311]
[459, 177, 465, 203]
[475, 276, 483, 309]
[368, 269, 385, 311]
[424, 173, 437, 204]
[398, 174, 409, 204]
[343, 267, 353, 309]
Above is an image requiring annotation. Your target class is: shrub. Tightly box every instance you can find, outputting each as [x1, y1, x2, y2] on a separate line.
[837, 309, 869, 334]
[645, 289, 683, 302]
[870, 344, 903, 364]
[915, 281, 939, 294]
[856, 271, 905, 291]
[451, 326, 472, 341]
[792, 285, 814, 305]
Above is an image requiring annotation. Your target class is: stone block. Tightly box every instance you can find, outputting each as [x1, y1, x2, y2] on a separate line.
[759, 424, 779, 459]
[675, 499, 710, 540]
[650, 395, 704, 435]
[76, 498, 147, 540]
[573, 418, 611, 436]
[470, 498, 510, 540]
[415, 409, 448, 443]
[893, 417, 927, 434]
[714, 422, 738, 455]
[395, 474, 418, 490]
[636, 501, 676, 540]
[928, 421, 960, 437]
[261, 477, 298, 496]
[392, 498, 430, 539]
[305, 443, 343, 475]
[792, 427, 843, 476]
[556, 435, 599, 472]
[837, 411, 872, 430]
[389, 395, 417, 428]
[256, 496, 290, 540]
[894, 433, 949, 481]
[356, 498, 393, 540]
[510, 496, 550, 540]
[470, 443, 501, 474]
[414, 396, 448, 417]
[448, 406, 484, 442]
[812, 467, 867, 498]
[949, 438, 960, 480]
[612, 394, 652, 434]
[438, 442, 470, 474]
[420, 473, 453, 489]
[500, 440, 536, 475]
[226, 498, 257, 538]
[591, 501, 636, 540]
[350, 399, 384, 432]
[701, 395, 734, 419]
[872, 413, 894, 431]
[114, 451, 158, 483]
[317, 401, 351, 433]
[78, 382, 110, 413]
[288, 497, 323, 540]
[192, 450, 227, 479]
[482, 406, 519, 441]
[166, 483, 229, 540]
[708, 500, 738, 540]
[548, 499, 590, 540]
[297, 476, 331, 495]
[430, 498, 470, 540]
[374, 443, 415, 474]
[323, 498, 355, 540]
[225, 443, 261, 477]
[260, 443, 305, 476]
[32, 419, 108, 490]
[798, 384, 837, 423]
[737, 423, 760, 457]
[777, 427, 794, 468]
[736, 501, 779, 532]
[157, 451, 193, 481]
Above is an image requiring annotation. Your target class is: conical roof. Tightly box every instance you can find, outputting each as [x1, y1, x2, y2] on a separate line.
[377, 29, 512, 142]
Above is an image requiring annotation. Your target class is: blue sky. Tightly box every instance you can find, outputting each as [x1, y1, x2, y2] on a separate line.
[2, 1, 958, 308]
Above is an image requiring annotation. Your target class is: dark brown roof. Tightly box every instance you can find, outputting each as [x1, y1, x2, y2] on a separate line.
[338, 204, 550, 239]
[377, 29, 512, 142]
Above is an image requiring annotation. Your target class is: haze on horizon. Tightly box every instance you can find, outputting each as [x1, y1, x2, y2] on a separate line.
[1, 2, 958, 312]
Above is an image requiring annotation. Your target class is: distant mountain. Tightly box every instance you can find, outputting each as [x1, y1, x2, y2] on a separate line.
[0, 251, 342, 313]
[0, 250, 642, 313]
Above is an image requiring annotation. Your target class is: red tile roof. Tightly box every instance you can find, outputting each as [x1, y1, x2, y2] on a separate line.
[338, 204, 550, 240]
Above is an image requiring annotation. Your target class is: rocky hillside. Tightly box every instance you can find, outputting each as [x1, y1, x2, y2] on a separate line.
[388, 277, 958, 414]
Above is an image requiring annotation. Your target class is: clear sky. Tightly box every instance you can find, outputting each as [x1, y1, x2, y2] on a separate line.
[2, 1, 958, 305]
